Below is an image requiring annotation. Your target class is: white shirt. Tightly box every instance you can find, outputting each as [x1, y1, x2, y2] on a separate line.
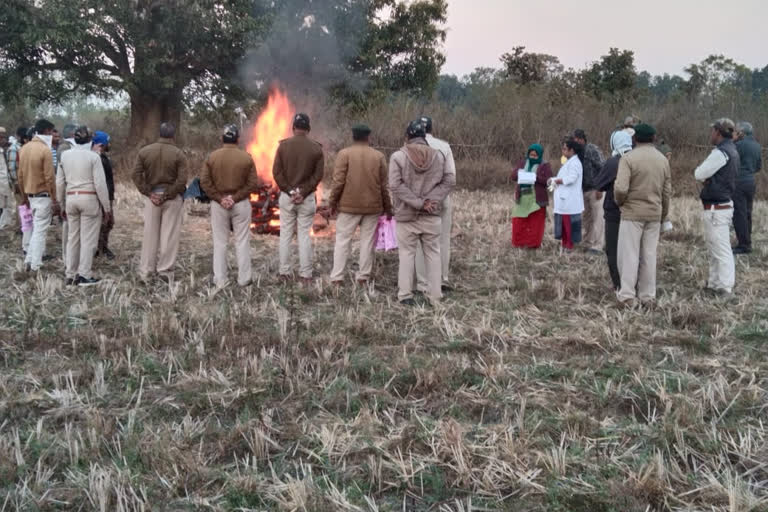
[553, 155, 584, 215]
[694, 148, 728, 182]
[0, 148, 11, 196]
[56, 145, 111, 212]
[426, 134, 456, 176]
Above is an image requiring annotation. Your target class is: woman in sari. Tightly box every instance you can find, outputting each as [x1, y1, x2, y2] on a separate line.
[510, 144, 553, 248]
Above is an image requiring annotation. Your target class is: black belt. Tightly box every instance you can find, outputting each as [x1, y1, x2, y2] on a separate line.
[28, 192, 50, 198]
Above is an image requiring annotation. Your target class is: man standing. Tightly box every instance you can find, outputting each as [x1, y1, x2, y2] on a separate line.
[732, 121, 762, 254]
[0, 127, 14, 229]
[92, 131, 116, 259]
[18, 119, 59, 272]
[415, 116, 456, 293]
[132, 122, 187, 282]
[328, 124, 392, 285]
[200, 124, 258, 289]
[51, 129, 61, 173]
[573, 129, 605, 254]
[389, 120, 455, 306]
[273, 113, 324, 282]
[695, 119, 738, 295]
[56, 126, 111, 286]
[613, 124, 671, 305]
[57, 124, 77, 260]
[7, 127, 29, 236]
[594, 130, 634, 291]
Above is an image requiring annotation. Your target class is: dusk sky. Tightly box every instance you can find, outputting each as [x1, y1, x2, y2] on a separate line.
[442, 0, 766, 77]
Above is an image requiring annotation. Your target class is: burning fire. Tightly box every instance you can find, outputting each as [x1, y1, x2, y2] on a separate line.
[247, 89, 294, 188]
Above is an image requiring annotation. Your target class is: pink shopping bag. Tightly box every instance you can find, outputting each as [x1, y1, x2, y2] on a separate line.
[375, 215, 398, 251]
[18, 204, 33, 233]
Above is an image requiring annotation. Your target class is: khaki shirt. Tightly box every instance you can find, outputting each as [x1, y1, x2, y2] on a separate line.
[329, 143, 392, 215]
[132, 138, 187, 200]
[18, 137, 55, 200]
[56, 146, 111, 212]
[200, 143, 259, 203]
[272, 134, 324, 198]
[615, 144, 671, 222]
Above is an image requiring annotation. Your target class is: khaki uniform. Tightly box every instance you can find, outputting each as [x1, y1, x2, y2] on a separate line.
[18, 137, 55, 270]
[57, 140, 73, 263]
[389, 138, 455, 302]
[132, 138, 187, 278]
[56, 145, 111, 280]
[614, 144, 671, 302]
[328, 143, 392, 282]
[272, 134, 324, 278]
[416, 134, 456, 290]
[200, 143, 259, 287]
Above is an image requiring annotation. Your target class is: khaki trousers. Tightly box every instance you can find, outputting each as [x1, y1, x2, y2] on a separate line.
[61, 219, 68, 263]
[0, 191, 14, 229]
[397, 215, 442, 302]
[415, 195, 452, 290]
[617, 220, 660, 303]
[279, 192, 315, 278]
[139, 195, 183, 278]
[211, 199, 252, 287]
[25, 196, 52, 270]
[582, 191, 605, 251]
[702, 207, 735, 293]
[330, 212, 379, 282]
[65, 194, 102, 279]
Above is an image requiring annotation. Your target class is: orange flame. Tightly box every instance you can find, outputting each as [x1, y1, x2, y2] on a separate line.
[247, 89, 295, 186]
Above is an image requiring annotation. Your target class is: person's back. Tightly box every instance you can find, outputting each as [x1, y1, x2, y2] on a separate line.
[615, 144, 670, 222]
[335, 144, 389, 214]
[59, 146, 107, 195]
[19, 137, 54, 196]
[735, 135, 761, 180]
[273, 134, 324, 197]
[390, 140, 448, 222]
[135, 139, 186, 197]
[204, 144, 256, 202]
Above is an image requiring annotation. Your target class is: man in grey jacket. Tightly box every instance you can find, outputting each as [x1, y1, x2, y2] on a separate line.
[389, 120, 455, 305]
[732, 121, 762, 254]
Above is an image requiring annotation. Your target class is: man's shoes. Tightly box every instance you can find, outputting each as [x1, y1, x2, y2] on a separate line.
[586, 248, 602, 256]
[65, 277, 77, 286]
[103, 248, 115, 260]
[239, 280, 253, 288]
[76, 276, 101, 287]
[400, 298, 417, 306]
[42, 254, 55, 262]
[732, 246, 751, 255]
[441, 284, 454, 293]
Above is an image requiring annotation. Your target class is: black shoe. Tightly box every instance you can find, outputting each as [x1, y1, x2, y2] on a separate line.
[732, 246, 751, 255]
[42, 254, 55, 262]
[441, 284, 454, 293]
[400, 298, 417, 306]
[103, 248, 115, 260]
[76, 276, 101, 287]
[65, 277, 77, 286]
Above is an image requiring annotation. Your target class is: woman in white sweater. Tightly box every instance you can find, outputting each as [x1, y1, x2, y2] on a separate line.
[550, 137, 585, 250]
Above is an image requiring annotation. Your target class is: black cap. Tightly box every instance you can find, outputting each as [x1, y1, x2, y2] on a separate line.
[74, 125, 92, 144]
[406, 119, 426, 139]
[352, 123, 371, 139]
[419, 116, 433, 133]
[293, 113, 310, 131]
[223, 124, 239, 142]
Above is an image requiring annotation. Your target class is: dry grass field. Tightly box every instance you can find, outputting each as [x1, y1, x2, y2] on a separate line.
[1, 185, 767, 511]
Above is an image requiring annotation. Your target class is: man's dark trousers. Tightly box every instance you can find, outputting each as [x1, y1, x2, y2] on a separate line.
[733, 179, 756, 250]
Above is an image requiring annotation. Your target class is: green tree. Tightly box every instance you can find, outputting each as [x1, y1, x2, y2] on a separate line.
[500, 46, 563, 84]
[0, 0, 263, 143]
[581, 48, 637, 103]
[684, 55, 751, 106]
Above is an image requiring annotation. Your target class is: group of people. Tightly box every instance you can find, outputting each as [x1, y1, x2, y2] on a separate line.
[1, 111, 760, 305]
[509, 117, 761, 303]
[0, 122, 116, 285]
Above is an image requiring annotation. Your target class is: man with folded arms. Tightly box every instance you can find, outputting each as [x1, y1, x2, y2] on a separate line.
[56, 126, 111, 286]
[695, 118, 739, 296]
[201, 124, 259, 289]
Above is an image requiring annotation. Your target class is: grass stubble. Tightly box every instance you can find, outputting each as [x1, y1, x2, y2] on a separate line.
[0, 185, 767, 511]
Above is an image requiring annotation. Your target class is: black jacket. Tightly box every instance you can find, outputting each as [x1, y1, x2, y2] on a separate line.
[594, 154, 621, 223]
[701, 140, 738, 204]
[735, 135, 762, 181]
[100, 153, 114, 201]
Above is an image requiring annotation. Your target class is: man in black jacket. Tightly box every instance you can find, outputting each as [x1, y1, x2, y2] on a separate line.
[92, 131, 115, 259]
[594, 130, 633, 291]
[732, 121, 762, 254]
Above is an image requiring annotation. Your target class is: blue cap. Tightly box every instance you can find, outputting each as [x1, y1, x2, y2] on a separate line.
[92, 131, 110, 146]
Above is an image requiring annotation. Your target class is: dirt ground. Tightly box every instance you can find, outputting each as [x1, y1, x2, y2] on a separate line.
[1, 186, 767, 511]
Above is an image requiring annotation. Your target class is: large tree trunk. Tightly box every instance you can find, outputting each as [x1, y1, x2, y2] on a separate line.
[128, 92, 183, 146]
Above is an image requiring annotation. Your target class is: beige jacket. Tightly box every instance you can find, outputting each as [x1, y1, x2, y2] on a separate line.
[388, 138, 455, 222]
[18, 137, 55, 199]
[329, 143, 392, 215]
[56, 145, 111, 212]
[614, 144, 671, 222]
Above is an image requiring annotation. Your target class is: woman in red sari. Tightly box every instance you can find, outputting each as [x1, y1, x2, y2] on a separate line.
[510, 144, 553, 248]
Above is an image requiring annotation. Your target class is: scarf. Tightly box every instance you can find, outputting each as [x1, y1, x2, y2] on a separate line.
[35, 134, 53, 150]
[520, 143, 544, 191]
[610, 131, 632, 157]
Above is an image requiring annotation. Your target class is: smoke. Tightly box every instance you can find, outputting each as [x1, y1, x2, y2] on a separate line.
[240, 2, 371, 113]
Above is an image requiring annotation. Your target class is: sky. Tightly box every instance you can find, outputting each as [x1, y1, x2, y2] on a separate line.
[442, 0, 766, 78]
